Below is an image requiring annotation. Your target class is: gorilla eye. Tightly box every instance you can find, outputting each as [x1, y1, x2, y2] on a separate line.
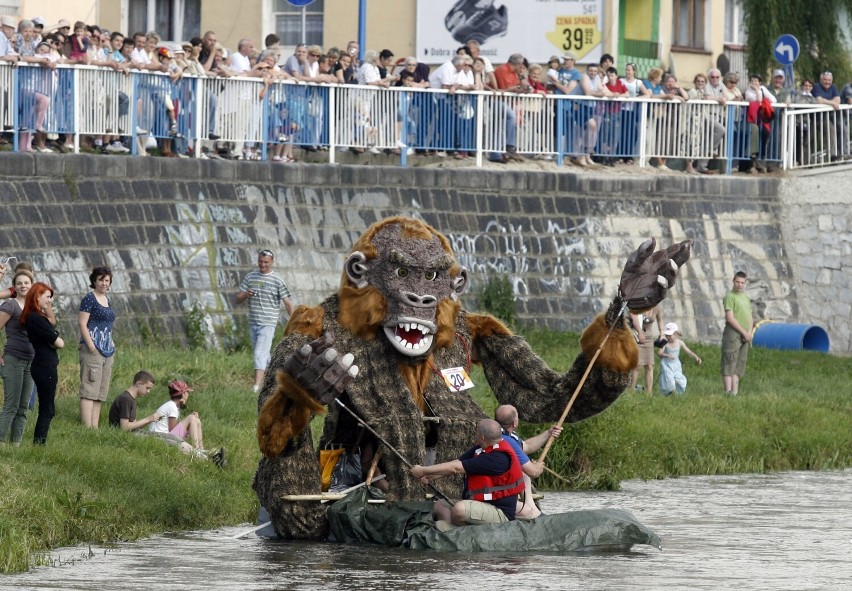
[424, 270, 438, 281]
[395, 267, 409, 278]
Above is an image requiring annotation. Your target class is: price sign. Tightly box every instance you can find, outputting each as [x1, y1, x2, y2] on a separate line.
[546, 15, 602, 62]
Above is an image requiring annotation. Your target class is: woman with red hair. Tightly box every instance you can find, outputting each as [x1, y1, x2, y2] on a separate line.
[21, 282, 64, 445]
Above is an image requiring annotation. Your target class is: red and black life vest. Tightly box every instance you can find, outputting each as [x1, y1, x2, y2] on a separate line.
[465, 439, 525, 501]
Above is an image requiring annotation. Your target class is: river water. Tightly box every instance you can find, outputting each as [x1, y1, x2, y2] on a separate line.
[5, 470, 851, 590]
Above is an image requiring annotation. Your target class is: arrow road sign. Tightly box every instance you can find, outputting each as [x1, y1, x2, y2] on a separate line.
[774, 34, 800, 65]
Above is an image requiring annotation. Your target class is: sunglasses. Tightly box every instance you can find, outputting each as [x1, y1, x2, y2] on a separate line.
[258, 249, 274, 258]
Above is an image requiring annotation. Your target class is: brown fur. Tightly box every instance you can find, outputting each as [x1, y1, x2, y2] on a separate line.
[399, 362, 433, 414]
[284, 305, 325, 338]
[258, 371, 327, 458]
[337, 284, 387, 339]
[466, 313, 513, 340]
[579, 314, 638, 374]
[432, 298, 463, 350]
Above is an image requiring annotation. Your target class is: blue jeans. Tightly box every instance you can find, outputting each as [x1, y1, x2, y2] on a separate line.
[0, 353, 34, 444]
[250, 324, 276, 371]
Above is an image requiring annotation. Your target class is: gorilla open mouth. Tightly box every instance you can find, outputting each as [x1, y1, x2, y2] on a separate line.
[383, 320, 435, 356]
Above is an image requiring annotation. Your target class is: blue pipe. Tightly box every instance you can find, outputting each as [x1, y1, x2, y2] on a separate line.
[358, 0, 366, 62]
[752, 323, 830, 353]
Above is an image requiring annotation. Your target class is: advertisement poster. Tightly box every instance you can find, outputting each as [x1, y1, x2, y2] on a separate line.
[416, 0, 604, 65]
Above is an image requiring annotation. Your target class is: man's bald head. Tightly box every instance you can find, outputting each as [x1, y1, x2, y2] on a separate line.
[495, 405, 518, 430]
[478, 419, 503, 444]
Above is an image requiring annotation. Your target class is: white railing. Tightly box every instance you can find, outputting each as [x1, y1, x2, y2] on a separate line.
[5, 62, 851, 172]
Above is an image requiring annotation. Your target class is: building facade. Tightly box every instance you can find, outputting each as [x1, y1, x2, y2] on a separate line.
[22, 1, 746, 80]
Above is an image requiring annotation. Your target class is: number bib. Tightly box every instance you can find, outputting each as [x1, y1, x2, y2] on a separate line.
[439, 366, 474, 392]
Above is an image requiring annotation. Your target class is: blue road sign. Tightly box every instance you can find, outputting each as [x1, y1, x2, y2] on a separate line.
[774, 34, 800, 65]
[286, 0, 315, 6]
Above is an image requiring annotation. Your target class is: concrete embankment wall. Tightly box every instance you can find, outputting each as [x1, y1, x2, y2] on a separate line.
[0, 154, 848, 353]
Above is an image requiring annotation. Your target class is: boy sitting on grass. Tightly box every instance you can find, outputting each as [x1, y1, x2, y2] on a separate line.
[108, 370, 163, 431]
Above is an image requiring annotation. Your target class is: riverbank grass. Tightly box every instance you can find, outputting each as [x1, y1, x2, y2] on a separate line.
[2, 334, 851, 573]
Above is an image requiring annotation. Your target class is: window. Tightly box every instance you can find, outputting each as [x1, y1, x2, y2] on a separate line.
[673, 0, 706, 49]
[724, 0, 747, 46]
[273, 0, 324, 47]
[128, 0, 201, 41]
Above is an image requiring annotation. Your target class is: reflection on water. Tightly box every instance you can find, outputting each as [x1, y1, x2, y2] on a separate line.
[6, 470, 851, 590]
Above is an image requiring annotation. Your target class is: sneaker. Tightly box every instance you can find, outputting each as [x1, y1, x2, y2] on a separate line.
[208, 133, 220, 140]
[106, 142, 129, 154]
[369, 146, 381, 155]
[135, 127, 148, 135]
[211, 447, 226, 468]
[395, 139, 407, 149]
[406, 148, 415, 156]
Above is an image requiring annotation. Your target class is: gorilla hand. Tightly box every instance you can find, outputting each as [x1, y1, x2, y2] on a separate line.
[619, 239, 693, 310]
[282, 332, 359, 404]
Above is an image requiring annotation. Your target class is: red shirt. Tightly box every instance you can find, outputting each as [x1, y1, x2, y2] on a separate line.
[494, 63, 520, 90]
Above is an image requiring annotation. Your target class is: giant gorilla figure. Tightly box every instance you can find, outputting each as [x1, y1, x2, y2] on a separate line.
[253, 216, 692, 539]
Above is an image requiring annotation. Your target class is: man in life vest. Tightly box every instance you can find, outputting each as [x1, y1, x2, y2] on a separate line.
[495, 404, 563, 519]
[411, 418, 524, 528]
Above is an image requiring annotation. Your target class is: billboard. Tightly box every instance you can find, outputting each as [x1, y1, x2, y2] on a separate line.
[416, 0, 604, 65]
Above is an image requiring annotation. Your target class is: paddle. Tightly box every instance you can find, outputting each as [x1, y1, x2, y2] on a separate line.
[334, 398, 453, 504]
[537, 299, 628, 466]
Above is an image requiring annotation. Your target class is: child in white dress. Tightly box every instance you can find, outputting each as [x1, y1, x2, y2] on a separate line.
[658, 322, 702, 395]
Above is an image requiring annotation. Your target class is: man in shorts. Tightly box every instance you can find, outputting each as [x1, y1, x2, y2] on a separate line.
[722, 271, 753, 395]
[236, 249, 295, 394]
[411, 419, 524, 529]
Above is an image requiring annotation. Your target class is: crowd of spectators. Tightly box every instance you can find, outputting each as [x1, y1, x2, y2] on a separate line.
[2, 14, 851, 170]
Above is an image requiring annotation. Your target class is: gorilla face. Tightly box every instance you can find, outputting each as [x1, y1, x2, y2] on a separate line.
[345, 222, 467, 357]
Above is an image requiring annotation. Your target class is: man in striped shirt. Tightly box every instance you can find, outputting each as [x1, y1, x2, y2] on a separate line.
[237, 250, 295, 394]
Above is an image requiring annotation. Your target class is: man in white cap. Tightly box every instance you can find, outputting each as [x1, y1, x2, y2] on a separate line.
[31, 16, 44, 41]
[767, 69, 790, 102]
[0, 16, 20, 64]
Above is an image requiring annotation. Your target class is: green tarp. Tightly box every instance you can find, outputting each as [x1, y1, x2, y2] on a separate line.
[328, 487, 662, 552]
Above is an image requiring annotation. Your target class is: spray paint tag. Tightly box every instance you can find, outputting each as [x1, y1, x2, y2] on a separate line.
[440, 366, 474, 392]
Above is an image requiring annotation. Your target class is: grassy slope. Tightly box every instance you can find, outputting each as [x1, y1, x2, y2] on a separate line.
[1, 333, 850, 572]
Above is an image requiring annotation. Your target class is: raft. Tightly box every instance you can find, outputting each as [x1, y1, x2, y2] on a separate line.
[326, 487, 662, 552]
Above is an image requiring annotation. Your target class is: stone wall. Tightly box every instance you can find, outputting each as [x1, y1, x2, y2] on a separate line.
[0, 153, 845, 353]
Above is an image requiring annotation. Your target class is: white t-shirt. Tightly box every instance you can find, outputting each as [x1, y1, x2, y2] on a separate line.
[356, 62, 381, 85]
[429, 60, 458, 89]
[149, 400, 180, 434]
[230, 51, 251, 75]
[130, 47, 150, 66]
[455, 68, 474, 87]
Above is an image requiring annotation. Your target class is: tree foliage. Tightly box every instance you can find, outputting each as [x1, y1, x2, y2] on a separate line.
[742, 0, 852, 84]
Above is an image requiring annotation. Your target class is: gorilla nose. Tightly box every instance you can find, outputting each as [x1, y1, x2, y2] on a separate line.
[401, 292, 438, 308]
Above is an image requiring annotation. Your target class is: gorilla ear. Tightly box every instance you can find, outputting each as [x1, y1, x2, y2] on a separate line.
[345, 251, 370, 288]
[451, 267, 469, 300]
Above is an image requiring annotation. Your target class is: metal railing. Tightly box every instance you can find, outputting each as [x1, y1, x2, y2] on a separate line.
[5, 63, 851, 172]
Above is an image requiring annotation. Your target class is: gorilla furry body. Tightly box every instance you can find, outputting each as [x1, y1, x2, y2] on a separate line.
[252, 217, 673, 540]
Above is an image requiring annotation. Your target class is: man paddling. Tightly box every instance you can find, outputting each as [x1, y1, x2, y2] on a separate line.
[411, 419, 524, 529]
[495, 404, 562, 519]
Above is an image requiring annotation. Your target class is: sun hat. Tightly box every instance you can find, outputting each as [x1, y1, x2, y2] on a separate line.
[46, 18, 71, 32]
[0, 16, 16, 28]
[172, 43, 185, 54]
[663, 322, 679, 336]
[168, 380, 194, 397]
[563, 51, 577, 61]
[32, 16, 45, 27]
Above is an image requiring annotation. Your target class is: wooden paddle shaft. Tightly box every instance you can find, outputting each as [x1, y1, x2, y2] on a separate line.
[537, 299, 628, 466]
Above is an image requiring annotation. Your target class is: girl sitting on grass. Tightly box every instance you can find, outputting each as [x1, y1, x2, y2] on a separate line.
[658, 322, 702, 395]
